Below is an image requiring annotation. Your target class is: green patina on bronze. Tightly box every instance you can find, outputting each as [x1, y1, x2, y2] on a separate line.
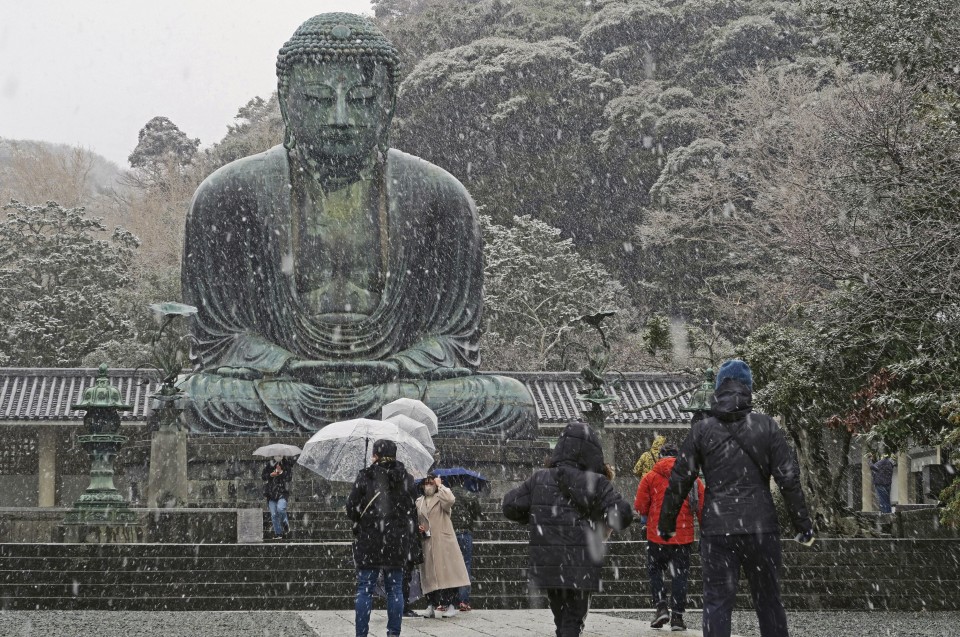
[680, 368, 715, 414]
[65, 365, 138, 525]
[574, 311, 621, 436]
[180, 13, 537, 438]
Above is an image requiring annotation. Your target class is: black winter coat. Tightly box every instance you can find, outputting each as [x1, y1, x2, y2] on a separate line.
[502, 422, 633, 591]
[346, 459, 419, 570]
[262, 459, 292, 501]
[659, 379, 813, 538]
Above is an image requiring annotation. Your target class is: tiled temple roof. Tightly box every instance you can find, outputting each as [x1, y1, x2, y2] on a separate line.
[0, 368, 695, 425]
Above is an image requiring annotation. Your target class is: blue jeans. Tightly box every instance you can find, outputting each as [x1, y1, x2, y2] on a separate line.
[647, 542, 691, 613]
[875, 484, 892, 513]
[267, 498, 288, 536]
[456, 531, 473, 604]
[356, 568, 403, 637]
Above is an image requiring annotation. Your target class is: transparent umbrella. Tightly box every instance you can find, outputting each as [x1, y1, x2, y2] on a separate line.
[252, 443, 302, 457]
[381, 398, 438, 435]
[384, 413, 436, 453]
[297, 418, 434, 482]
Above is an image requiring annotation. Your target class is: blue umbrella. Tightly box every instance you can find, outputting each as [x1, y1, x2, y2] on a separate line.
[418, 467, 489, 493]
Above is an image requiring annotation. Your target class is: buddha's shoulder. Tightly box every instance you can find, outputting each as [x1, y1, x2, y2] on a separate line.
[387, 148, 471, 201]
[194, 146, 288, 197]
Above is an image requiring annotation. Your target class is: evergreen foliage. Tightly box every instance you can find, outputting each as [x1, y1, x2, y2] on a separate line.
[0, 200, 139, 366]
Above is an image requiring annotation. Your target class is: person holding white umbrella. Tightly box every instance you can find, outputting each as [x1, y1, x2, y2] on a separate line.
[347, 439, 420, 637]
[254, 444, 302, 541]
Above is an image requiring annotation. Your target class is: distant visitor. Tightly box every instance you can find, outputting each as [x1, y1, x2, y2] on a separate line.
[180, 13, 537, 438]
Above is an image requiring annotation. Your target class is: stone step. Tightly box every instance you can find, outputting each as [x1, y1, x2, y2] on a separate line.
[1, 540, 958, 612]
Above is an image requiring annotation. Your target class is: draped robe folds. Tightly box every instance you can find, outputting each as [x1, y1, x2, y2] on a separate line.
[180, 145, 537, 439]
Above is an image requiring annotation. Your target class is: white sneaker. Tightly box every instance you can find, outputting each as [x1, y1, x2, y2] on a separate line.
[441, 606, 459, 618]
[423, 605, 436, 618]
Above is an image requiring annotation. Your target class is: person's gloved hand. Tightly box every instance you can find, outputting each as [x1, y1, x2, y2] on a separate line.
[795, 529, 816, 547]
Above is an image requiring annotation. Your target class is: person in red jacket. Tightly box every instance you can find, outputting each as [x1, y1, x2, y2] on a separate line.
[635, 442, 704, 631]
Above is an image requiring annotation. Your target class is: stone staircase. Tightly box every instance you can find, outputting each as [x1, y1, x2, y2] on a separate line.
[2, 536, 958, 611]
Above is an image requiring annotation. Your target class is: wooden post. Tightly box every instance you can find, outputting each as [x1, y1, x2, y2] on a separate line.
[895, 451, 910, 508]
[861, 446, 874, 512]
[37, 428, 57, 507]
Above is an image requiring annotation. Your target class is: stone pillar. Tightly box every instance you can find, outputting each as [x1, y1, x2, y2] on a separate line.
[895, 451, 910, 507]
[601, 429, 616, 475]
[861, 446, 874, 512]
[147, 425, 188, 508]
[37, 428, 57, 507]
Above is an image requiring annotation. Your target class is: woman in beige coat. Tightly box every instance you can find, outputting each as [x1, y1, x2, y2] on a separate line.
[417, 474, 470, 618]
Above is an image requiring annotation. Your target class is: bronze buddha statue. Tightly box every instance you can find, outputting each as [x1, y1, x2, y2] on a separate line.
[180, 13, 537, 438]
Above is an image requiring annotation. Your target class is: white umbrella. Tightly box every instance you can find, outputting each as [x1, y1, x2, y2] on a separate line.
[297, 418, 434, 482]
[384, 413, 436, 453]
[381, 398, 439, 435]
[252, 443, 302, 457]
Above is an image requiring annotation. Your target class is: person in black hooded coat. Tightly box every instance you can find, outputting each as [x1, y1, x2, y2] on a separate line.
[346, 439, 419, 637]
[503, 421, 633, 637]
[658, 359, 814, 637]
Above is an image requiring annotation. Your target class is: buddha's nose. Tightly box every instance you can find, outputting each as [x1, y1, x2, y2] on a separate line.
[330, 94, 352, 128]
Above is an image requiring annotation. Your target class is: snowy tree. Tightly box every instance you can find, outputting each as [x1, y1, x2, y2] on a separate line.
[811, 0, 960, 78]
[375, 0, 591, 68]
[0, 200, 139, 366]
[126, 116, 200, 194]
[197, 95, 283, 171]
[479, 214, 627, 371]
[395, 37, 627, 247]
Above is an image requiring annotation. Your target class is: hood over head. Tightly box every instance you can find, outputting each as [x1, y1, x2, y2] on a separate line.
[710, 378, 753, 421]
[550, 421, 604, 473]
[651, 435, 666, 455]
[652, 456, 677, 478]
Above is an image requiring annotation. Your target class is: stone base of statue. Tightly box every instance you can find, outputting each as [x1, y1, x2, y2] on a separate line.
[56, 520, 145, 544]
[147, 424, 188, 508]
[117, 434, 549, 508]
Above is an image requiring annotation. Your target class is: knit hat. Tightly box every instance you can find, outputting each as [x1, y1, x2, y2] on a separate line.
[715, 359, 753, 390]
[659, 442, 679, 458]
[372, 439, 397, 459]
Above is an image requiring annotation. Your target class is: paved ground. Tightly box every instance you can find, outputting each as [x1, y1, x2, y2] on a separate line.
[3, 609, 959, 636]
[0, 610, 714, 636]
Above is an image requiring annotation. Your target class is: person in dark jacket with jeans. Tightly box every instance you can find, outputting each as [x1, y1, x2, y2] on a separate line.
[659, 360, 815, 637]
[635, 442, 704, 630]
[503, 422, 633, 637]
[450, 483, 483, 611]
[346, 439, 419, 637]
[871, 455, 894, 513]
[262, 456, 293, 539]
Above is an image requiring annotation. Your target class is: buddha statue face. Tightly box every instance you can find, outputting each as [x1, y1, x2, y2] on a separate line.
[284, 61, 393, 163]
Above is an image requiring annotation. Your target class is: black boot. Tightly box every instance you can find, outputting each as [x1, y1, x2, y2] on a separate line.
[650, 603, 670, 628]
[670, 612, 686, 631]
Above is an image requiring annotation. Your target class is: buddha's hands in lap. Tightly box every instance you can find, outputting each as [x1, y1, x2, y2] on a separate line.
[284, 360, 401, 388]
[215, 367, 264, 380]
[409, 367, 474, 381]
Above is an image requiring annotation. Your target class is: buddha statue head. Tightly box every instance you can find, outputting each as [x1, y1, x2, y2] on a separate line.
[276, 14, 401, 174]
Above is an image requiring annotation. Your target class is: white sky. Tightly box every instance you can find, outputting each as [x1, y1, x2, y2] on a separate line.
[0, 0, 374, 167]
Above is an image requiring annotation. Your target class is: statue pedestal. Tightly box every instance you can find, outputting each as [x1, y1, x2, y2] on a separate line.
[433, 437, 551, 498]
[56, 522, 145, 543]
[147, 425, 188, 508]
